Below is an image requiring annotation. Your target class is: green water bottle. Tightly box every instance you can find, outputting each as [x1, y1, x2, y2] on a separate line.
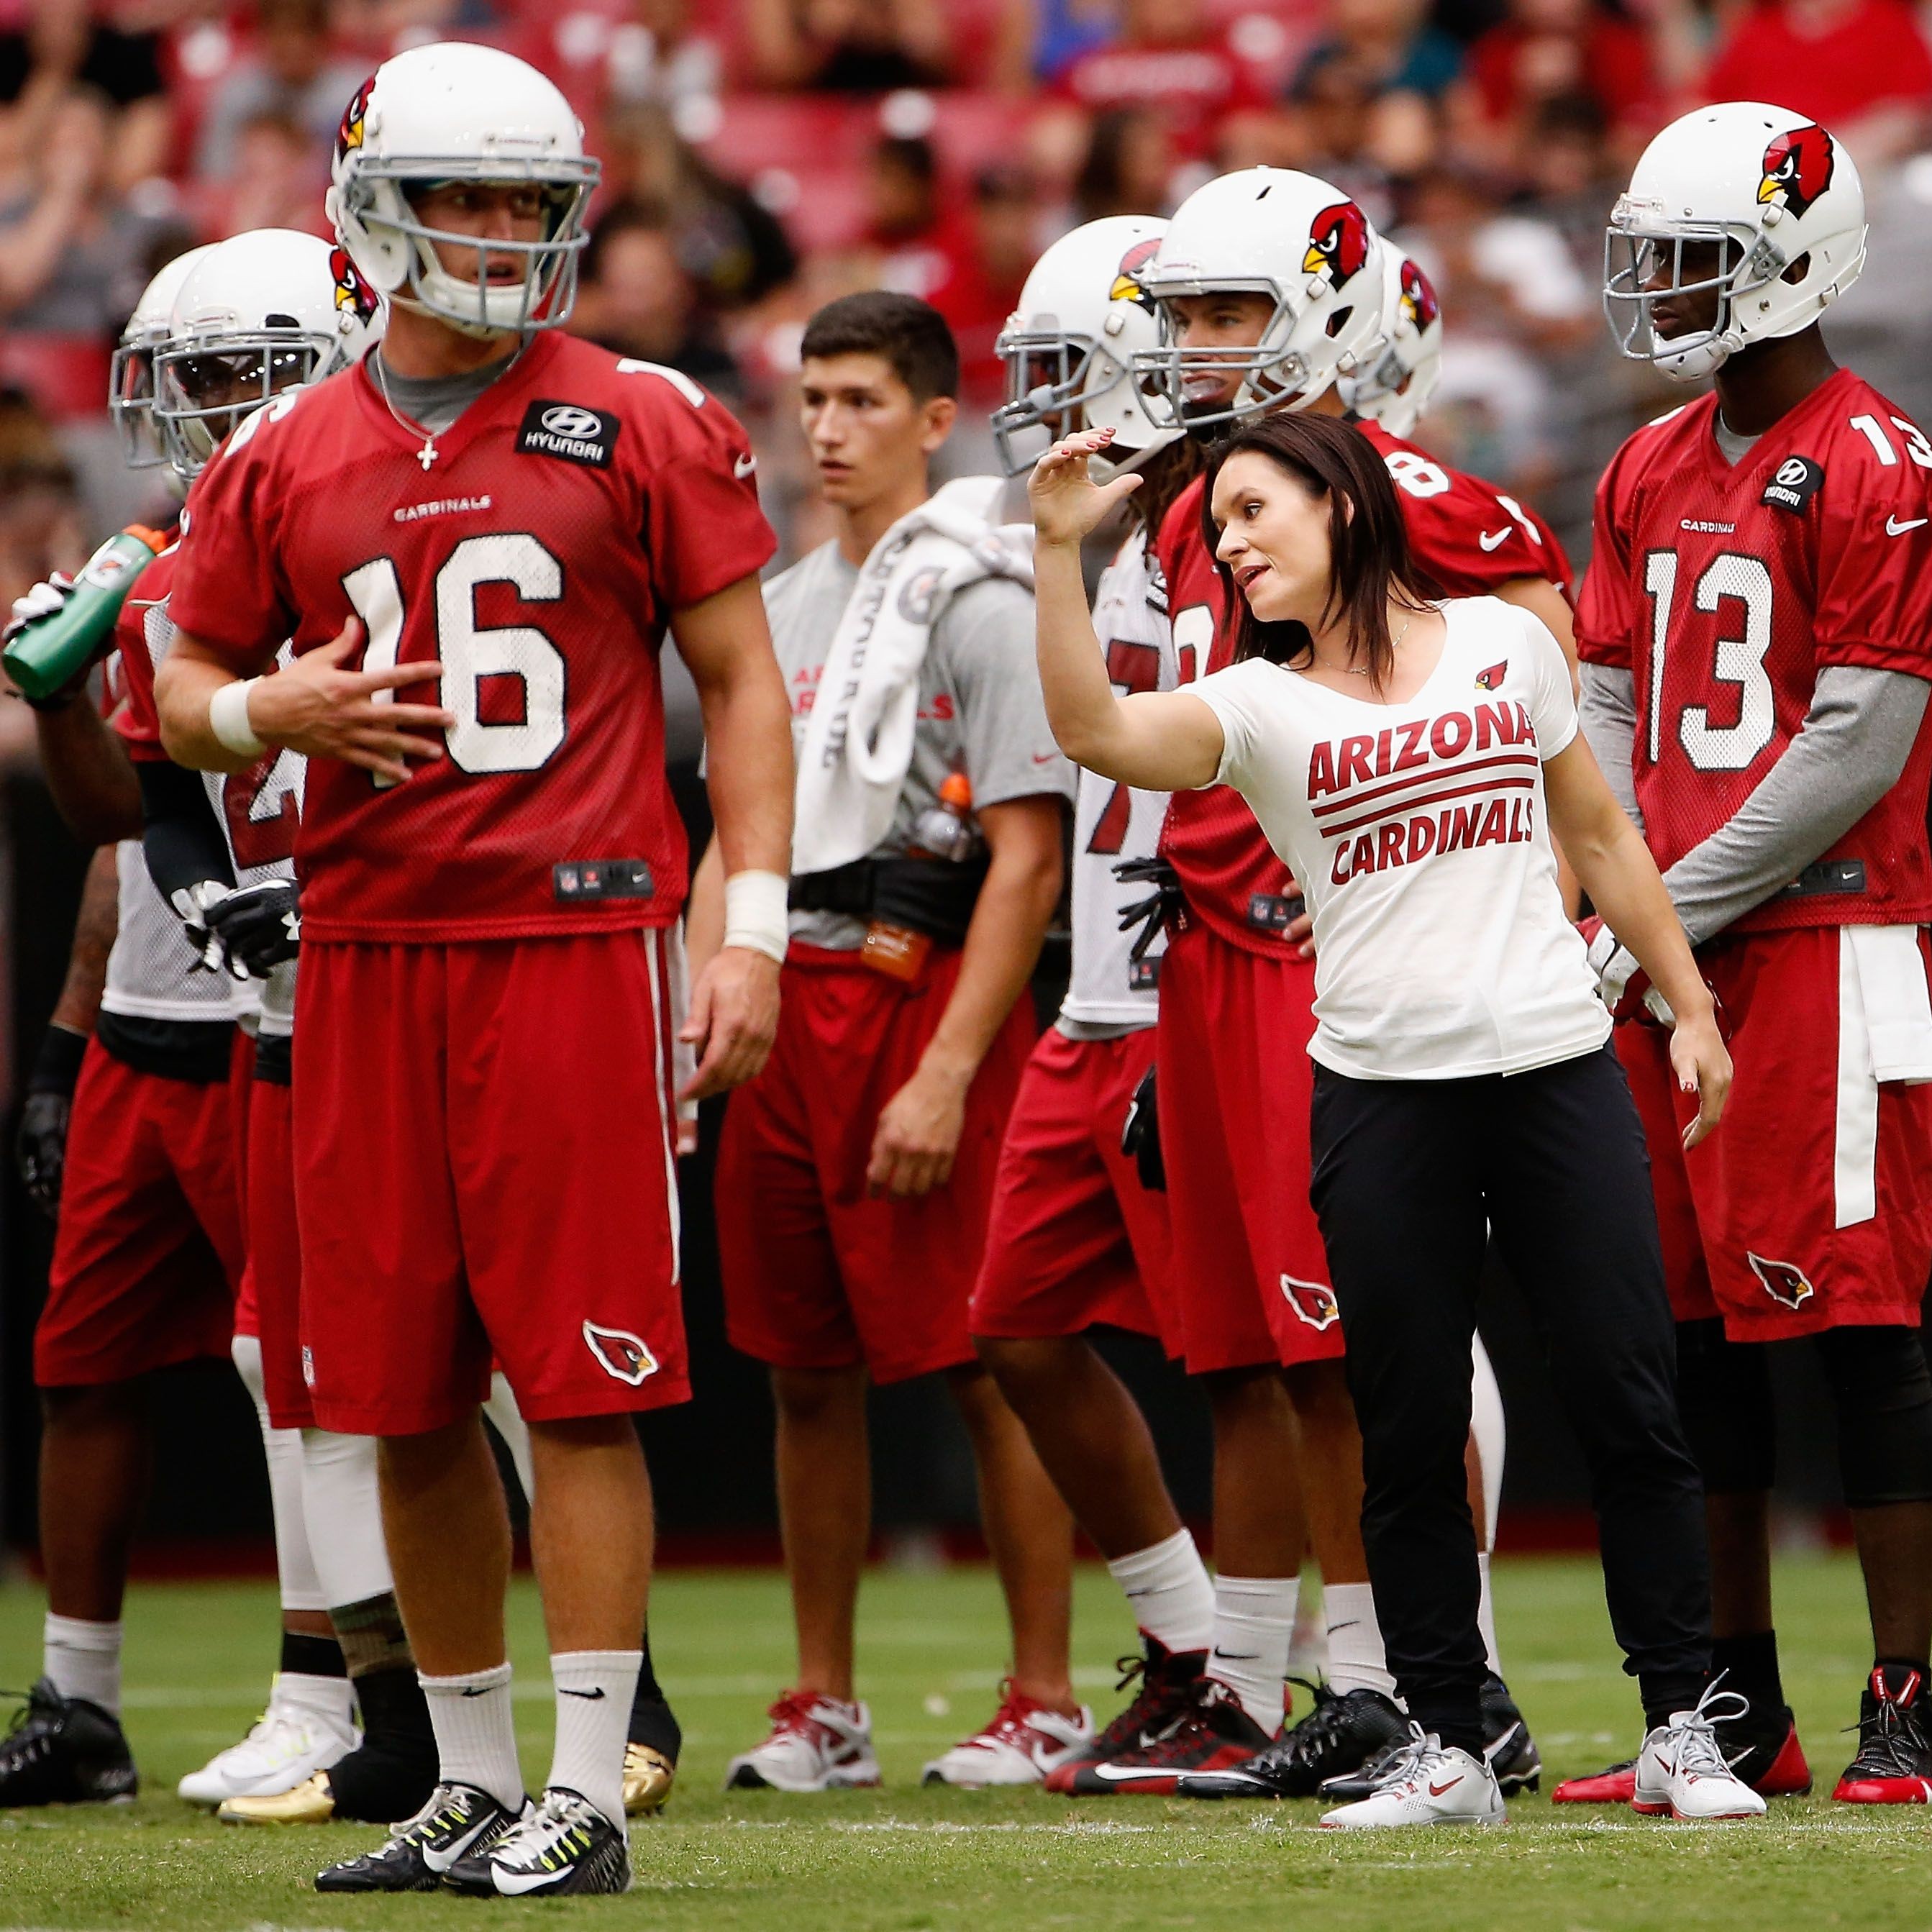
[4, 526, 167, 704]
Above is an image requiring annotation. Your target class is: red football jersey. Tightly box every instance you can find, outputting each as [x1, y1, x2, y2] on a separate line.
[1576, 369, 1932, 933]
[1154, 424, 1574, 955]
[166, 331, 775, 942]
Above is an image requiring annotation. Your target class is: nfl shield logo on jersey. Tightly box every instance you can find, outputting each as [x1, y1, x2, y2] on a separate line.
[1281, 1275, 1341, 1330]
[1746, 1252, 1815, 1310]
[583, 1320, 659, 1385]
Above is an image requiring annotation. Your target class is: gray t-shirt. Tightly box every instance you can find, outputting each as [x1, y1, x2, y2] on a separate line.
[372, 348, 521, 435]
[767, 539, 1075, 949]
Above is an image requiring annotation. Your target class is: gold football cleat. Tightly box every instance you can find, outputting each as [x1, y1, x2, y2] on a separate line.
[217, 1769, 336, 1826]
[624, 1742, 675, 1816]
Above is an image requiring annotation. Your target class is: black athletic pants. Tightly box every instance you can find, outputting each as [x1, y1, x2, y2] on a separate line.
[1308, 1042, 1710, 1754]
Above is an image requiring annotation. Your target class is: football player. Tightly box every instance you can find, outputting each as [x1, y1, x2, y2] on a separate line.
[693, 292, 1080, 1793]
[965, 217, 1214, 1790]
[152, 44, 792, 1897]
[1044, 169, 1564, 1799]
[0, 248, 300, 1812]
[1568, 101, 1932, 1805]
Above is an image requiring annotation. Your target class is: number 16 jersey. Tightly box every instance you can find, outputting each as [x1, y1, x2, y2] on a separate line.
[167, 329, 776, 943]
[1576, 367, 1932, 934]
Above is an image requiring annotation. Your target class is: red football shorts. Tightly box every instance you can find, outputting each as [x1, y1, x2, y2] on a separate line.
[716, 942, 1035, 1385]
[292, 933, 689, 1434]
[1156, 924, 1344, 1372]
[1619, 925, 1932, 1341]
[247, 1069, 312, 1430]
[970, 1025, 1178, 1354]
[36, 1038, 245, 1387]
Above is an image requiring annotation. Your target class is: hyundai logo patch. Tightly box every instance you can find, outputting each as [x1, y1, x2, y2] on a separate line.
[1762, 455, 1823, 514]
[519, 399, 618, 467]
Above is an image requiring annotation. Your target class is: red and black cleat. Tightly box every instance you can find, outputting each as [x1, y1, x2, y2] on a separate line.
[1553, 1701, 1811, 1804]
[1043, 1638, 1205, 1795]
[1833, 1665, 1932, 1805]
[1052, 1674, 1271, 1797]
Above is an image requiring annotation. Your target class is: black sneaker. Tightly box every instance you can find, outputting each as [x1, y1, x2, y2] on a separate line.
[1179, 1680, 1408, 1799]
[445, 1785, 630, 1897]
[1833, 1665, 1932, 1804]
[1056, 1677, 1272, 1795]
[1480, 1673, 1543, 1795]
[314, 1781, 525, 1892]
[0, 1679, 137, 1806]
[1043, 1638, 1206, 1794]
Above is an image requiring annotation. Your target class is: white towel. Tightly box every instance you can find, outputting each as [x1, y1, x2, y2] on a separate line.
[1844, 924, 1932, 1084]
[792, 475, 1033, 877]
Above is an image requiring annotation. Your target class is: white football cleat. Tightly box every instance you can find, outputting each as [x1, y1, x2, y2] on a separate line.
[921, 1682, 1093, 1787]
[178, 1675, 356, 1807]
[1319, 1727, 1505, 1829]
[724, 1690, 881, 1792]
[1631, 1685, 1768, 1821]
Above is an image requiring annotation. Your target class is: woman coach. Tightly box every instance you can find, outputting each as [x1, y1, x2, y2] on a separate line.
[1027, 411, 1764, 1831]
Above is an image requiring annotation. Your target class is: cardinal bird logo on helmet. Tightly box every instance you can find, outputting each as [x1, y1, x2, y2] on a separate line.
[1747, 1252, 1815, 1310]
[1281, 1274, 1341, 1331]
[1111, 236, 1162, 311]
[583, 1320, 659, 1385]
[1759, 124, 1836, 218]
[1399, 258, 1440, 332]
[335, 73, 375, 164]
[329, 246, 378, 327]
[1303, 201, 1371, 287]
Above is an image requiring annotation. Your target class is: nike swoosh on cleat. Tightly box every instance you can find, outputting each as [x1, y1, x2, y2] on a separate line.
[1211, 1652, 1262, 1662]
[1428, 1777, 1463, 1797]
[422, 1816, 498, 1874]
[1092, 1764, 1187, 1783]
[559, 1688, 607, 1700]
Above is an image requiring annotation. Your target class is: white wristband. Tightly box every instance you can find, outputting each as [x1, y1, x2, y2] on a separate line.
[208, 678, 265, 759]
[722, 868, 789, 965]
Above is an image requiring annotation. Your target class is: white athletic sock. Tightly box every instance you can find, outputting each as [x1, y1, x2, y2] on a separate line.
[234, 1333, 327, 1614]
[1285, 1578, 1329, 1685]
[1208, 1575, 1296, 1729]
[1477, 1554, 1503, 1677]
[299, 1428, 393, 1609]
[1323, 1583, 1398, 1700]
[546, 1650, 641, 1828]
[1106, 1529, 1214, 1656]
[43, 1613, 122, 1716]
[421, 1662, 523, 1813]
[275, 1669, 356, 1731]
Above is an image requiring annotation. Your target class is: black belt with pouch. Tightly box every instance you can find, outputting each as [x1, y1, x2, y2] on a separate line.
[789, 855, 990, 949]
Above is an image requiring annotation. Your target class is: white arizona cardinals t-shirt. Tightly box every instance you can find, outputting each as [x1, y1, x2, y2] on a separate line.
[1191, 596, 1610, 1080]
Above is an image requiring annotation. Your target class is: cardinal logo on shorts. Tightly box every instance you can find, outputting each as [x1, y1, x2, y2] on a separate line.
[583, 1320, 659, 1385]
[1474, 660, 1508, 691]
[1281, 1274, 1341, 1331]
[1746, 1252, 1815, 1310]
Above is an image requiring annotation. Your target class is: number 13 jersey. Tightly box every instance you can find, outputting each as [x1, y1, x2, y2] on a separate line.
[1577, 368, 1932, 933]
[167, 329, 776, 943]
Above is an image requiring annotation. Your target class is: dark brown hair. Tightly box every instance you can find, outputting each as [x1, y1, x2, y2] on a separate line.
[800, 291, 959, 402]
[1129, 433, 1205, 539]
[1203, 412, 1436, 691]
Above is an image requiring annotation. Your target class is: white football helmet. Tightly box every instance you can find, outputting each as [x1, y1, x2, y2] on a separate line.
[1131, 168, 1388, 431]
[991, 215, 1180, 478]
[325, 42, 599, 341]
[154, 228, 383, 480]
[1604, 101, 1867, 381]
[111, 245, 219, 469]
[1348, 250, 1444, 439]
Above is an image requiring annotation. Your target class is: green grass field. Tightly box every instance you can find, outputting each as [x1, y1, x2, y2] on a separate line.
[1, 1554, 1928, 1931]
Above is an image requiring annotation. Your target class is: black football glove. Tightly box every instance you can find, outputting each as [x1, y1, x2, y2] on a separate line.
[1121, 1062, 1165, 1193]
[17, 1023, 86, 1217]
[203, 879, 302, 978]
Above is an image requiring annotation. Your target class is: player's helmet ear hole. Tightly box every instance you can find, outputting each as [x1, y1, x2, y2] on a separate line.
[1325, 306, 1352, 338]
[1781, 251, 1812, 285]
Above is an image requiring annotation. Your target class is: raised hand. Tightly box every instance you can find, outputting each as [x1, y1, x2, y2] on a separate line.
[1028, 427, 1144, 549]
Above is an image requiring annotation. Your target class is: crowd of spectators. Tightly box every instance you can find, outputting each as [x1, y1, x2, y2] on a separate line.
[6, 0, 1932, 610]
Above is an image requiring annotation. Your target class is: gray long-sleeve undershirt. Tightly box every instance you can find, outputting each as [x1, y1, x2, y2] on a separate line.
[1578, 660, 1931, 947]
